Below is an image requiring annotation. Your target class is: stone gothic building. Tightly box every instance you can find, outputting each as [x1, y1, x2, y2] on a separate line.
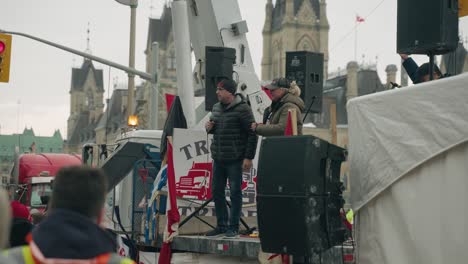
[142, 5, 177, 129]
[261, 0, 329, 80]
[66, 59, 104, 153]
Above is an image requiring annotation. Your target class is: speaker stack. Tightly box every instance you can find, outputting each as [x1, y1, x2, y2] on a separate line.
[256, 136, 347, 257]
[397, 0, 459, 55]
[204, 46, 236, 111]
[285, 51, 324, 114]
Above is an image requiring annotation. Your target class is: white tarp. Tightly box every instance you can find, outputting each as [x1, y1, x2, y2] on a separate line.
[347, 72, 468, 264]
[348, 73, 468, 211]
[355, 141, 468, 264]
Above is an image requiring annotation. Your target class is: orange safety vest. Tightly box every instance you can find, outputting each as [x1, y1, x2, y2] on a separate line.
[2, 245, 135, 264]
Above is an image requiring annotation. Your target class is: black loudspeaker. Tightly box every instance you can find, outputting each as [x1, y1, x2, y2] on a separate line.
[205, 46, 236, 111]
[257, 136, 347, 256]
[397, 0, 459, 55]
[285, 51, 324, 114]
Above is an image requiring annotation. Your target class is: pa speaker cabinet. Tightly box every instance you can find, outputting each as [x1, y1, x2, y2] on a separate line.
[397, 0, 459, 55]
[285, 51, 324, 113]
[205, 46, 236, 111]
[257, 136, 345, 197]
[257, 194, 346, 256]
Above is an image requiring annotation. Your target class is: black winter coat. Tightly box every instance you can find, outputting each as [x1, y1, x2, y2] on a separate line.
[402, 57, 419, 84]
[208, 94, 257, 161]
[9, 218, 33, 247]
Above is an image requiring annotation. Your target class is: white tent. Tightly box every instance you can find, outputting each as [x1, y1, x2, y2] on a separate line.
[347, 72, 468, 264]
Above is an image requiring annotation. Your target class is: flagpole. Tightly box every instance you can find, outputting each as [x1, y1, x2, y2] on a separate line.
[354, 17, 357, 61]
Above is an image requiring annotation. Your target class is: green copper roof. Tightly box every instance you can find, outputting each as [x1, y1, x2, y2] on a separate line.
[0, 128, 64, 158]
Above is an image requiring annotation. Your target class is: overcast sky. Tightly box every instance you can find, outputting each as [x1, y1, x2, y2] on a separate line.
[1, 0, 467, 138]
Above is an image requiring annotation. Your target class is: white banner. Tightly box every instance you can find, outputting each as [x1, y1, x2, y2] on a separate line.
[173, 128, 260, 216]
[248, 90, 271, 123]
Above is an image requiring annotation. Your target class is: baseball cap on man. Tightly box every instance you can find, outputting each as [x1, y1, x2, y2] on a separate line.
[217, 79, 238, 95]
[265, 77, 290, 90]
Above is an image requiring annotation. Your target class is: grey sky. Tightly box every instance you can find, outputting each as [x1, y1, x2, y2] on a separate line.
[1, 0, 467, 137]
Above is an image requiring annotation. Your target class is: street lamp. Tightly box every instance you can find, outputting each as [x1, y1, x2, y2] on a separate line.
[115, 0, 138, 118]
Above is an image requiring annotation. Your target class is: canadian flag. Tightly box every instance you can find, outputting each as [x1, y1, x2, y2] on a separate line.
[284, 109, 297, 136]
[356, 15, 365, 23]
[158, 140, 180, 264]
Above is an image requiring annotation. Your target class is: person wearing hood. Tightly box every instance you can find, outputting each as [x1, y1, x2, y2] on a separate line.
[205, 78, 258, 238]
[399, 54, 448, 84]
[9, 200, 33, 247]
[3, 166, 135, 264]
[252, 77, 305, 136]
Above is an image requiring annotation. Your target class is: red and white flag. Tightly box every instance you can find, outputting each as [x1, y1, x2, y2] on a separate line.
[165, 93, 176, 113]
[158, 141, 180, 264]
[356, 15, 365, 23]
[284, 109, 298, 136]
[284, 111, 294, 136]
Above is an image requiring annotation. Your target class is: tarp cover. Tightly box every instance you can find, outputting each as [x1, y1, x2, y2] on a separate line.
[348, 72, 468, 211]
[355, 141, 468, 263]
[348, 72, 468, 263]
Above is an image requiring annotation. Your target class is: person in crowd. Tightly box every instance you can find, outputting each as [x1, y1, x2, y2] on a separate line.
[400, 54, 446, 84]
[29, 209, 46, 226]
[205, 78, 257, 238]
[9, 201, 33, 247]
[3, 166, 135, 264]
[252, 77, 305, 136]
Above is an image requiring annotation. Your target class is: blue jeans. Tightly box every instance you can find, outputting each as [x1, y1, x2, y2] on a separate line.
[212, 159, 243, 232]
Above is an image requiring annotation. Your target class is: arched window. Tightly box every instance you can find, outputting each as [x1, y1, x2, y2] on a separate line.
[85, 89, 94, 107]
[167, 50, 176, 70]
[296, 35, 315, 51]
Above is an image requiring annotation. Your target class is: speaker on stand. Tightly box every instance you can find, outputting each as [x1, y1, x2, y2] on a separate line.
[204, 46, 236, 111]
[397, 0, 459, 80]
[285, 51, 324, 122]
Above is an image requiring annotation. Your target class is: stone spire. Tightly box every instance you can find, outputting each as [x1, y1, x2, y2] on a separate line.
[284, 0, 294, 23]
[263, 0, 273, 33]
[385, 64, 398, 86]
[85, 22, 92, 56]
[346, 61, 359, 101]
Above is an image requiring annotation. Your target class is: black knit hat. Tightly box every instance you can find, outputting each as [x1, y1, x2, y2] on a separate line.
[217, 79, 237, 95]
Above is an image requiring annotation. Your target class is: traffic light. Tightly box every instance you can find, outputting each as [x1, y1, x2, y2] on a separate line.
[0, 33, 12, 83]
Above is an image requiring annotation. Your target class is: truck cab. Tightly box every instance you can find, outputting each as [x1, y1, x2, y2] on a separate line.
[11, 153, 82, 210]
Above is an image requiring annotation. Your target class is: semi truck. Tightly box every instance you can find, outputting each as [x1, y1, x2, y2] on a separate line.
[10, 153, 82, 210]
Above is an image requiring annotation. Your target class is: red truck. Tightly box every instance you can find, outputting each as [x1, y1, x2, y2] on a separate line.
[176, 162, 213, 200]
[10, 153, 82, 210]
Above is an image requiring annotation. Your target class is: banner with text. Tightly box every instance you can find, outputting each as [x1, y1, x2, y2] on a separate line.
[173, 128, 260, 217]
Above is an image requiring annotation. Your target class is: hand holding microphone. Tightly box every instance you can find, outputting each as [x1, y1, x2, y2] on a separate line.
[205, 120, 215, 132]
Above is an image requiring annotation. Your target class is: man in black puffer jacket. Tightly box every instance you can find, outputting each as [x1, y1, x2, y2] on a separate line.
[205, 78, 257, 238]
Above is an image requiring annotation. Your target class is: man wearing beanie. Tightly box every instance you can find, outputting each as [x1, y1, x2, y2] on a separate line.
[205, 78, 257, 238]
